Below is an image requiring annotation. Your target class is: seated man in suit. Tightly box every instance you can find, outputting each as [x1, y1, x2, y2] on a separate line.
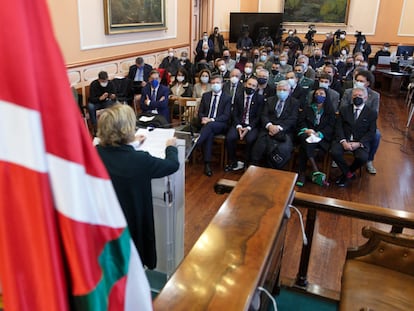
[87, 71, 117, 134]
[159, 48, 180, 77]
[225, 77, 265, 171]
[285, 70, 308, 110]
[140, 70, 170, 123]
[331, 86, 377, 187]
[339, 70, 380, 174]
[222, 68, 243, 108]
[127, 57, 153, 99]
[256, 69, 276, 99]
[251, 80, 300, 169]
[196, 75, 231, 176]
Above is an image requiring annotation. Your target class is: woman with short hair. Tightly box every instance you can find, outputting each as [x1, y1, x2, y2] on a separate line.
[96, 104, 179, 269]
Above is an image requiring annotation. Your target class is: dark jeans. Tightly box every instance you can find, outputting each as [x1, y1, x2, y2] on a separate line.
[368, 129, 381, 162]
[87, 100, 116, 125]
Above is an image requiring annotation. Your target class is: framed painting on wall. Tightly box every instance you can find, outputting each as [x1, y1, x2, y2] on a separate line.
[284, 0, 350, 25]
[104, 0, 166, 34]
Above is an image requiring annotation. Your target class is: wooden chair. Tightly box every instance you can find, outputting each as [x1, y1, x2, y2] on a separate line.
[340, 226, 414, 311]
[177, 97, 198, 126]
[406, 82, 414, 127]
[178, 97, 226, 168]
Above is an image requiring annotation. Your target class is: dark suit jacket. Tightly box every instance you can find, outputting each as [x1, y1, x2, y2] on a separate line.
[198, 91, 231, 124]
[140, 84, 171, 122]
[257, 84, 276, 99]
[196, 39, 214, 54]
[159, 56, 180, 76]
[127, 63, 153, 82]
[231, 91, 265, 129]
[96, 144, 179, 269]
[290, 84, 308, 110]
[222, 80, 244, 99]
[194, 50, 214, 64]
[334, 104, 377, 147]
[260, 95, 300, 136]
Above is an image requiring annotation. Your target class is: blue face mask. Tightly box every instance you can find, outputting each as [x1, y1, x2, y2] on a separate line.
[151, 79, 159, 88]
[315, 95, 326, 104]
[277, 90, 289, 101]
[211, 83, 222, 93]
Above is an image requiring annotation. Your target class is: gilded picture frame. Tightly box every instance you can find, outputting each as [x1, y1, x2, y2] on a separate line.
[104, 0, 166, 34]
[284, 0, 351, 25]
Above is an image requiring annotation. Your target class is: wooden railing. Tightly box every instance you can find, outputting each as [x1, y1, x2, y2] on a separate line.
[153, 167, 297, 311]
[154, 174, 414, 310]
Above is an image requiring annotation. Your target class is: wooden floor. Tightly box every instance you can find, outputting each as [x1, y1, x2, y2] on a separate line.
[183, 91, 414, 294]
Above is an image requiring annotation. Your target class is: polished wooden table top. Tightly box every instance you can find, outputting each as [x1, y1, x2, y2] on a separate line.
[154, 166, 297, 311]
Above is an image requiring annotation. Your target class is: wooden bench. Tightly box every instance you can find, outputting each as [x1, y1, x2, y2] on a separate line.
[340, 226, 414, 311]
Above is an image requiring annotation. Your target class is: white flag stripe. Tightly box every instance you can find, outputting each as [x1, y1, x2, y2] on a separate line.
[48, 154, 127, 228]
[0, 100, 47, 173]
[125, 241, 153, 311]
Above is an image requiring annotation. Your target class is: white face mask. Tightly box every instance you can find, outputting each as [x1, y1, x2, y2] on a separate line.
[280, 60, 287, 66]
[244, 67, 252, 74]
[176, 76, 185, 82]
[203, 49, 209, 54]
[230, 76, 239, 85]
[100, 81, 108, 87]
[354, 81, 366, 89]
[341, 49, 347, 56]
[287, 78, 296, 87]
[319, 81, 330, 89]
[168, 52, 174, 57]
[340, 34, 346, 40]
[219, 65, 226, 72]
[236, 53, 241, 58]
[384, 47, 389, 51]
[355, 60, 361, 66]
[203, 36, 208, 41]
[200, 76, 209, 84]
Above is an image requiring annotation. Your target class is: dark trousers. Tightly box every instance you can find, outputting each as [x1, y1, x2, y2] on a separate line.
[330, 142, 369, 175]
[297, 139, 324, 173]
[87, 100, 116, 125]
[196, 121, 228, 162]
[251, 133, 294, 169]
[226, 127, 258, 164]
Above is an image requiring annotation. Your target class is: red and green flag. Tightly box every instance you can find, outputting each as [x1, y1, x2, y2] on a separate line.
[0, 1, 152, 310]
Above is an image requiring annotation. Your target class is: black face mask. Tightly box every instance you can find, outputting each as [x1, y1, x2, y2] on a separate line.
[353, 97, 364, 106]
[245, 87, 255, 95]
[271, 70, 279, 75]
[254, 54, 259, 59]
[346, 62, 354, 68]
[257, 77, 268, 85]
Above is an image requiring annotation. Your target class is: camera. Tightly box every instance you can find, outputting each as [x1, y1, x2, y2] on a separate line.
[334, 29, 345, 40]
[305, 24, 317, 44]
[354, 31, 365, 42]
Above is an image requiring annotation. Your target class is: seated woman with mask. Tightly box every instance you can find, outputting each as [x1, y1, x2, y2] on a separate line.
[296, 87, 336, 187]
[96, 104, 179, 269]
